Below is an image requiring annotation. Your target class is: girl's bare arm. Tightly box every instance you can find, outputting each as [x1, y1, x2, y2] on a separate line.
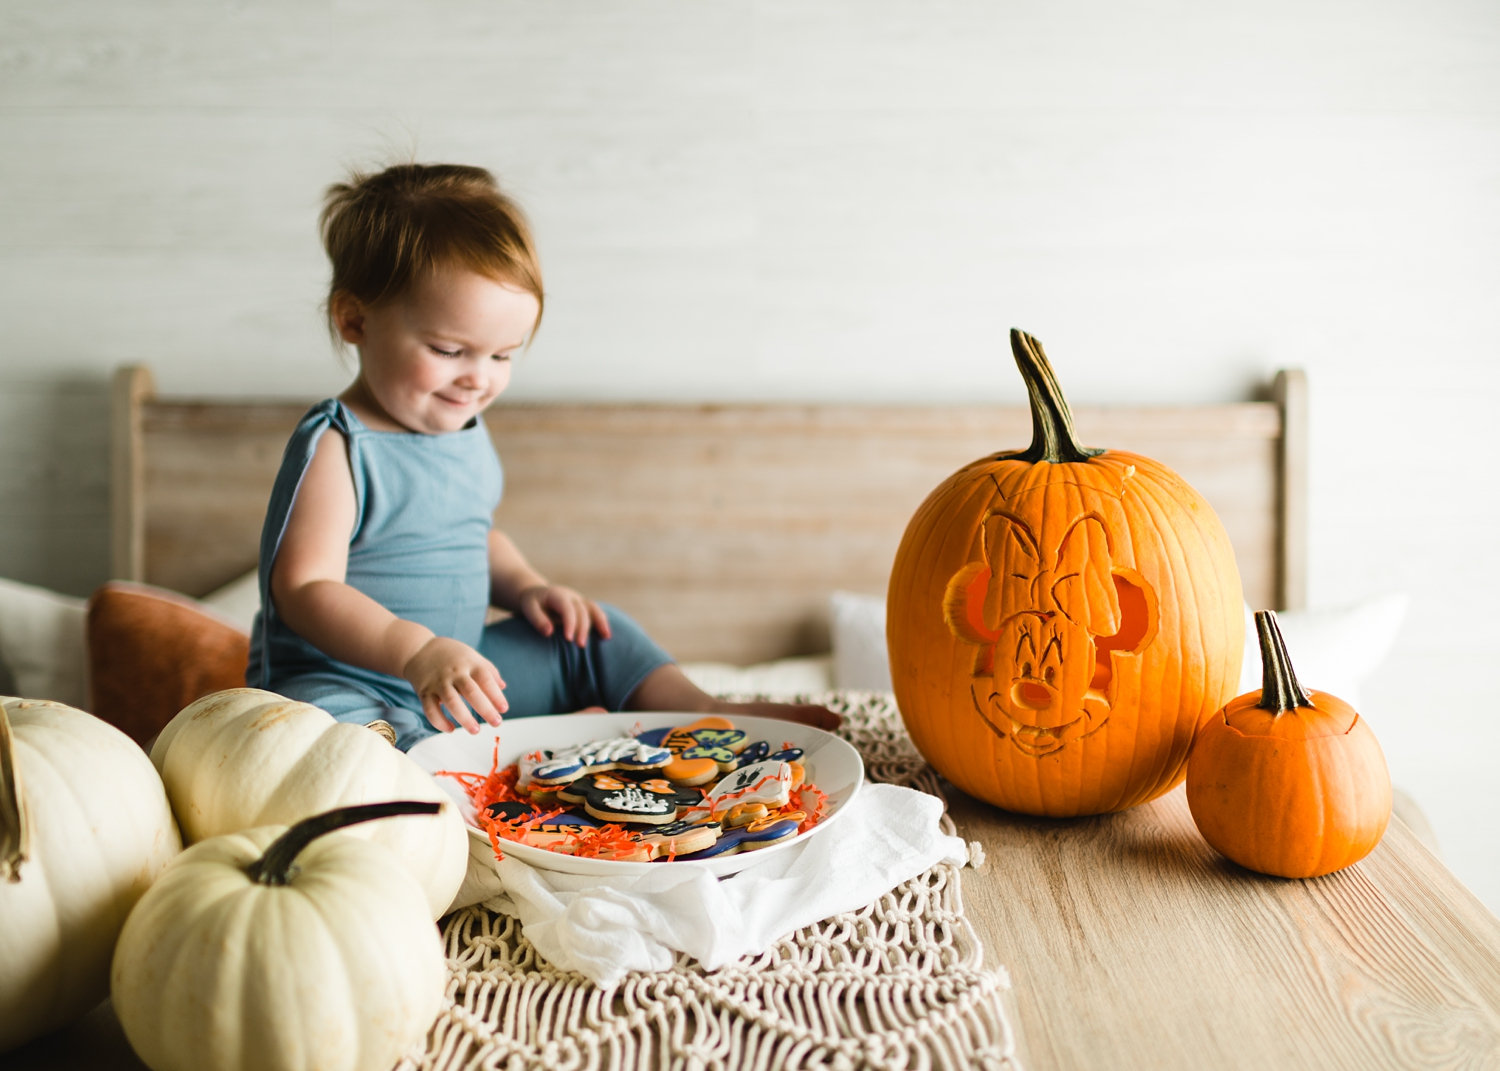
[488, 529, 611, 646]
[269, 429, 506, 731]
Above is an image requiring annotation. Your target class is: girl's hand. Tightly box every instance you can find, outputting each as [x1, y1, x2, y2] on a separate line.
[401, 636, 508, 734]
[517, 584, 612, 647]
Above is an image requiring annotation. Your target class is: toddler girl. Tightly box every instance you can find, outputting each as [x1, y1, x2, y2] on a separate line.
[248, 162, 837, 750]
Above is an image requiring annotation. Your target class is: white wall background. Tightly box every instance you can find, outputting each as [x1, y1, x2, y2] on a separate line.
[3, 1, 1497, 911]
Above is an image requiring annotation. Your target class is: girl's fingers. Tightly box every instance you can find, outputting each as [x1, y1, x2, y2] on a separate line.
[439, 685, 480, 734]
[564, 599, 589, 646]
[481, 669, 509, 716]
[524, 598, 555, 637]
[458, 678, 500, 726]
[423, 698, 456, 734]
[590, 601, 612, 640]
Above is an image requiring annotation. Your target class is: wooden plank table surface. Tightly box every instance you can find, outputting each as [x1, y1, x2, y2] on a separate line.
[948, 783, 1500, 1070]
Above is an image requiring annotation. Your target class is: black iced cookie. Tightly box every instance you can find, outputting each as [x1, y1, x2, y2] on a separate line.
[566, 773, 705, 825]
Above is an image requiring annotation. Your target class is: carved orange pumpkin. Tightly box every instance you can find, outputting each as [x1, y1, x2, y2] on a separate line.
[1186, 610, 1391, 878]
[887, 329, 1244, 816]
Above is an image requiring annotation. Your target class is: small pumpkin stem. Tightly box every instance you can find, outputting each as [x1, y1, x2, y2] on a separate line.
[0, 703, 29, 883]
[1008, 328, 1103, 464]
[1254, 609, 1315, 714]
[245, 800, 441, 887]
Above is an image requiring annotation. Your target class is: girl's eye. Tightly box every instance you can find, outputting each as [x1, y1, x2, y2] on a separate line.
[429, 346, 462, 358]
[492, 353, 513, 362]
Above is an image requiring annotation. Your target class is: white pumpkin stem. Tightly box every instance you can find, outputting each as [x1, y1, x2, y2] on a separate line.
[0, 703, 30, 883]
[1253, 610, 1314, 713]
[245, 800, 441, 886]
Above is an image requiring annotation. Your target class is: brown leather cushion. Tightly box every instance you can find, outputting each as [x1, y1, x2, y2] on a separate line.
[86, 581, 249, 746]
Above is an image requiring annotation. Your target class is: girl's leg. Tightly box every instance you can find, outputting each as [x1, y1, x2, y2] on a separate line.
[625, 662, 841, 732]
[478, 604, 673, 717]
[480, 605, 840, 730]
[275, 673, 438, 751]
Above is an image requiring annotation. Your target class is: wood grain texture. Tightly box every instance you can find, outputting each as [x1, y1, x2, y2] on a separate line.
[114, 370, 1300, 664]
[948, 785, 1500, 1071]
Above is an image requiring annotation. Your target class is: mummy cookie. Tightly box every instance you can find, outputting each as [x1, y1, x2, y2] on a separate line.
[637, 718, 750, 784]
[518, 736, 674, 790]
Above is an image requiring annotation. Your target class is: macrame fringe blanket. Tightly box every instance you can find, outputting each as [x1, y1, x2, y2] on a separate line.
[397, 693, 1023, 1071]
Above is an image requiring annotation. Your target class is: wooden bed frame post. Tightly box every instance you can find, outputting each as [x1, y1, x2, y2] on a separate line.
[1273, 368, 1308, 612]
[110, 364, 153, 583]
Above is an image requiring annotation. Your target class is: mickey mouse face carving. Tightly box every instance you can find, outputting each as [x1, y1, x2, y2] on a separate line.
[945, 502, 1158, 757]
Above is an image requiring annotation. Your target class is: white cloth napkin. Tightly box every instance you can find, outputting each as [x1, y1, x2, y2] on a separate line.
[469, 782, 967, 987]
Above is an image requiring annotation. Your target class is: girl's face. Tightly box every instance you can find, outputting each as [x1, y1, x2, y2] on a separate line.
[335, 264, 540, 435]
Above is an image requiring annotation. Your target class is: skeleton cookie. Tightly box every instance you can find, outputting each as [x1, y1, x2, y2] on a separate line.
[565, 773, 706, 825]
[518, 736, 673, 790]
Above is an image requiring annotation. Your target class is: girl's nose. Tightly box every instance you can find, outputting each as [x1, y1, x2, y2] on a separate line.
[453, 359, 484, 387]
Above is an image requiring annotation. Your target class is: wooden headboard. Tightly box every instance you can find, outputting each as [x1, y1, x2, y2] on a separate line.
[110, 365, 1307, 665]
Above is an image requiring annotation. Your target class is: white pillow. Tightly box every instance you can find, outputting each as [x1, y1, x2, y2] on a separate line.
[830, 590, 892, 691]
[1238, 593, 1407, 708]
[0, 576, 89, 708]
[681, 655, 834, 698]
[833, 589, 1407, 707]
[200, 569, 261, 634]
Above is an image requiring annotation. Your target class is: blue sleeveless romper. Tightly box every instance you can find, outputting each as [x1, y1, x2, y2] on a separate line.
[247, 400, 672, 750]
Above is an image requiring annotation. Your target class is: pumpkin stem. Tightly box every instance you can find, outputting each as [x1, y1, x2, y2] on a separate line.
[0, 703, 29, 883]
[245, 800, 442, 887]
[1008, 328, 1103, 464]
[1253, 609, 1315, 714]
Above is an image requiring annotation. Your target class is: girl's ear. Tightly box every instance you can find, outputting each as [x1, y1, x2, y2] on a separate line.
[330, 292, 366, 344]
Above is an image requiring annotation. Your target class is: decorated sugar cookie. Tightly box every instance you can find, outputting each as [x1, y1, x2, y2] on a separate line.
[636, 818, 722, 858]
[732, 740, 805, 770]
[684, 759, 795, 823]
[482, 799, 650, 857]
[568, 773, 705, 825]
[637, 718, 750, 784]
[518, 736, 674, 790]
[485, 799, 601, 830]
[674, 809, 806, 859]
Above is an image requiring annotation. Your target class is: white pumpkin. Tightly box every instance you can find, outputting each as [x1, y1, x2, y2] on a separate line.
[150, 688, 466, 918]
[1, 696, 181, 1052]
[111, 802, 446, 1071]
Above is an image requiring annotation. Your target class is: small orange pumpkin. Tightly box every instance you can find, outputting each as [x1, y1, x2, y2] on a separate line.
[1186, 609, 1392, 878]
[887, 329, 1244, 816]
